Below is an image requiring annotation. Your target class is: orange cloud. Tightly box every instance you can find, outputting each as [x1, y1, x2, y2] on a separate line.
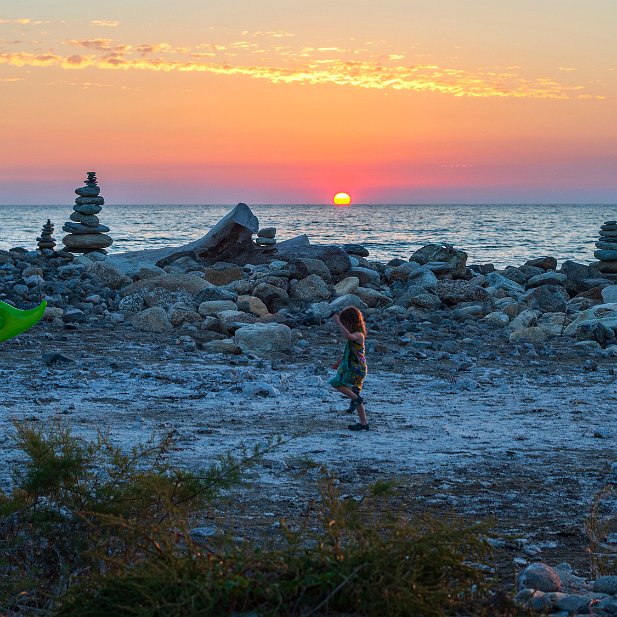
[0, 44, 608, 100]
[90, 20, 119, 28]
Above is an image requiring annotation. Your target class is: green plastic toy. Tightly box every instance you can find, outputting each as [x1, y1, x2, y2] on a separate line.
[0, 300, 47, 342]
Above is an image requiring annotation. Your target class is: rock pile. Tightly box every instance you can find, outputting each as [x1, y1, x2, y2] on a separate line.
[594, 220, 617, 274]
[256, 227, 276, 248]
[37, 219, 56, 252]
[62, 171, 113, 253]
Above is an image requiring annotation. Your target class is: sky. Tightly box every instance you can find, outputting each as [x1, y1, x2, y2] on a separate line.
[0, 0, 616, 204]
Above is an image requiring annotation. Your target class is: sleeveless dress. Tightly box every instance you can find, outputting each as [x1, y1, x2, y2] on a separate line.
[329, 338, 367, 392]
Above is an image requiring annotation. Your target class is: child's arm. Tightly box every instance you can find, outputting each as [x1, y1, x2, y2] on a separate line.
[332, 314, 365, 344]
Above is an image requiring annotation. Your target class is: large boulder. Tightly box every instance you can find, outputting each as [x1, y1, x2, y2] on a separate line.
[509, 326, 548, 344]
[435, 279, 490, 306]
[203, 263, 244, 286]
[84, 261, 132, 290]
[601, 285, 617, 303]
[107, 203, 259, 275]
[236, 295, 269, 317]
[347, 267, 380, 287]
[234, 323, 292, 354]
[563, 304, 617, 337]
[130, 307, 173, 333]
[485, 272, 525, 297]
[520, 285, 569, 313]
[334, 276, 360, 297]
[525, 256, 558, 271]
[252, 282, 289, 311]
[575, 321, 615, 346]
[287, 257, 332, 282]
[329, 294, 369, 313]
[517, 563, 563, 592]
[120, 274, 211, 297]
[354, 287, 392, 308]
[409, 244, 468, 278]
[526, 271, 568, 288]
[290, 274, 330, 303]
[560, 260, 610, 294]
[277, 245, 351, 275]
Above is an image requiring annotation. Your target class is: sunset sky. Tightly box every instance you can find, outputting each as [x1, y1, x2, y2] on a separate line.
[1, 1, 616, 204]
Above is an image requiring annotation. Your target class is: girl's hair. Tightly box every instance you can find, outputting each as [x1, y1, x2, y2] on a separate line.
[339, 306, 367, 336]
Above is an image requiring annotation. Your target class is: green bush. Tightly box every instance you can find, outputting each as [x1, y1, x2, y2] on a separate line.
[0, 422, 496, 616]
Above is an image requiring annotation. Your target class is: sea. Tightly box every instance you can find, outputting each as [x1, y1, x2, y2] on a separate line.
[1, 203, 616, 269]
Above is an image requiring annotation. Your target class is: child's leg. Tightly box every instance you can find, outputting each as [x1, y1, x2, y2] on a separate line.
[335, 385, 359, 400]
[356, 402, 367, 425]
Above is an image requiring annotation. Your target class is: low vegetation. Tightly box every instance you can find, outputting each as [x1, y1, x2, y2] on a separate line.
[1, 421, 498, 616]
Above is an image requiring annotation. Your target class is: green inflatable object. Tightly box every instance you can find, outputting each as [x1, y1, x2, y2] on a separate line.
[0, 300, 47, 342]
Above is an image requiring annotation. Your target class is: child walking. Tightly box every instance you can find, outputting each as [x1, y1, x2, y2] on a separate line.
[329, 307, 369, 431]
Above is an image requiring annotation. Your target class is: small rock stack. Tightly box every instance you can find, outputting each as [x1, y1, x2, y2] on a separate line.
[62, 171, 113, 253]
[256, 227, 276, 248]
[593, 220, 617, 274]
[37, 219, 56, 252]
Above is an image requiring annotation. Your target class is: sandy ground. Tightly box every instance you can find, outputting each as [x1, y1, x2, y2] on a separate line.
[1, 318, 616, 582]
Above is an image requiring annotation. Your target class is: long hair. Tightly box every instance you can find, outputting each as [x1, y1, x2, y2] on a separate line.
[339, 306, 367, 336]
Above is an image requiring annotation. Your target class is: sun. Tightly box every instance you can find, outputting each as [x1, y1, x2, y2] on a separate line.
[333, 192, 351, 206]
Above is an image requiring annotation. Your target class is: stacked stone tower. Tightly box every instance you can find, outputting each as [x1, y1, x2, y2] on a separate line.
[37, 219, 56, 252]
[593, 220, 617, 274]
[62, 171, 113, 253]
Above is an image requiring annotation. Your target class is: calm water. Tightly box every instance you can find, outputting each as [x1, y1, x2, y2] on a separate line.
[1, 203, 615, 269]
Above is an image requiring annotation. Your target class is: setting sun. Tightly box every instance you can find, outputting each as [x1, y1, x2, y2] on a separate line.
[333, 192, 351, 206]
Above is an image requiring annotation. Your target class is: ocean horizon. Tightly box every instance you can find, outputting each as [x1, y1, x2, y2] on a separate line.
[2, 202, 616, 268]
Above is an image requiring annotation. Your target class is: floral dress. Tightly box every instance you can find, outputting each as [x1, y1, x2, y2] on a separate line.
[329, 338, 367, 392]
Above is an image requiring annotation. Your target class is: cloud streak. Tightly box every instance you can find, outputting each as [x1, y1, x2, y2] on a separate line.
[0, 40, 607, 100]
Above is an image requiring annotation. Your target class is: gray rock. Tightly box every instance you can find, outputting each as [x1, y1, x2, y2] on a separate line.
[257, 227, 276, 238]
[252, 282, 289, 311]
[329, 294, 369, 312]
[203, 264, 244, 286]
[242, 381, 279, 397]
[287, 257, 332, 282]
[85, 261, 132, 290]
[234, 323, 292, 354]
[75, 185, 100, 197]
[195, 287, 238, 303]
[526, 271, 568, 288]
[354, 287, 391, 308]
[278, 245, 352, 275]
[255, 237, 276, 246]
[348, 266, 380, 286]
[305, 301, 333, 322]
[411, 293, 441, 310]
[334, 276, 360, 297]
[525, 256, 558, 271]
[509, 326, 548, 344]
[290, 274, 330, 303]
[518, 563, 563, 592]
[521, 285, 569, 313]
[435, 279, 489, 305]
[63, 233, 113, 251]
[62, 222, 110, 234]
[410, 244, 468, 277]
[485, 272, 525, 297]
[483, 311, 510, 326]
[342, 243, 369, 257]
[130, 307, 173, 333]
[595, 249, 617, 261]
[602, 285, 617, 303]
[42, 352, 74, 366]
[119, 293, 145, 313]
[198, 300, 238, 316]
[121, 274, 211, 298]
[69, 212, 100, 226]
[594, 576, 617, 595]
[576, 321, 615, 346]
[507, 309, 538, 331]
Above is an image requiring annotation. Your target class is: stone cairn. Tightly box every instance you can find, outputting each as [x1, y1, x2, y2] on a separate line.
[256, 227, 277, 249]
[62, 171, 113, 253]
[593, 220, 617, 274]
[37, 219, 56, 252]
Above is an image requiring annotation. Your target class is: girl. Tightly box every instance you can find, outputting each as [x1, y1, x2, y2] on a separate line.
[329, 307, 369, 431]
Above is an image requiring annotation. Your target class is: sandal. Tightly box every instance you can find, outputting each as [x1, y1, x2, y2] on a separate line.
[349, 395, 365, 411]
[348, 423, 370, 431]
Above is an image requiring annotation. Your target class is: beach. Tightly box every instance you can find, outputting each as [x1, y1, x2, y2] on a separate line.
[3, 203, 617, 610]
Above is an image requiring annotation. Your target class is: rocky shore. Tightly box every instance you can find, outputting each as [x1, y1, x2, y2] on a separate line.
[2, 203, 617, 611]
